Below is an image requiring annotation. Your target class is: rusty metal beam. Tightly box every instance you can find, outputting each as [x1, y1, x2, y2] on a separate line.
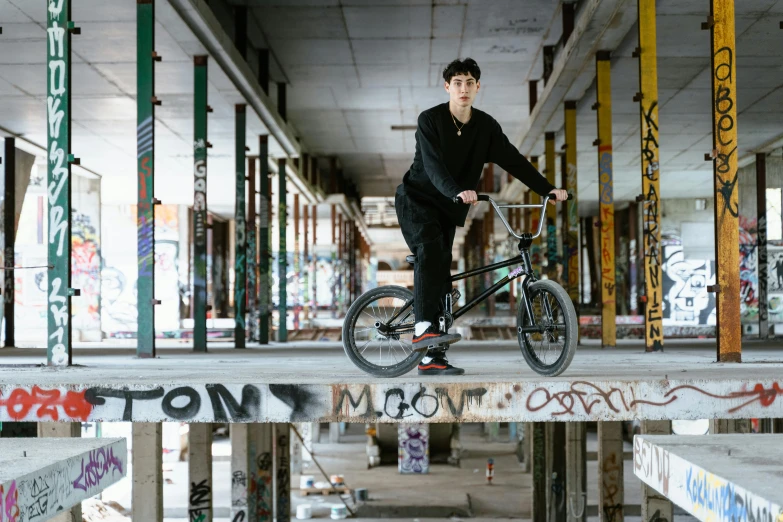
[596, 51, 616, 347]
[638, 0, 664, 353]
[757, 153, 769, 339]
[709, 0, 741, 362]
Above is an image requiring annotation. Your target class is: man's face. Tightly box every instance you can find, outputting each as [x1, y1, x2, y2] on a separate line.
[445, 73, 479, 108]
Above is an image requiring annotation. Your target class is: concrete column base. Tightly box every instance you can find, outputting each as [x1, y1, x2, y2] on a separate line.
[133, 423, 163, 522]
[231, 424, 254, 522]
[38, 422, 81, 522]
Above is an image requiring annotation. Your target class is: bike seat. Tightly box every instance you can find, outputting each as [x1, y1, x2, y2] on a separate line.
[406, 255, 416, 264]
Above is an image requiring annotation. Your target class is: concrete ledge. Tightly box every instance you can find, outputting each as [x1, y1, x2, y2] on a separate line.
[0, 438, 127, 520]
[633, 434, 783, 522]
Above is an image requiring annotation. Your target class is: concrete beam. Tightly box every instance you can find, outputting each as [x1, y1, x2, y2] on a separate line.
[516, 0, 636, 155]
[0, 438, 127, 520]
[0, 377, 782, 423]
[189, 424, 213, 522]
[633, 434, 783, 522]
[168, 0, 300, 158]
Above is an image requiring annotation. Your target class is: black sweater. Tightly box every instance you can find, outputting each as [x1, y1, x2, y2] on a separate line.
[397, 102, 555, 227]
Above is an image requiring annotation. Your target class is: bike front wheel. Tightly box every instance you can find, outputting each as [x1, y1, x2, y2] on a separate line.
[517, 279, 577, 376]
[342, 285, 424, 378]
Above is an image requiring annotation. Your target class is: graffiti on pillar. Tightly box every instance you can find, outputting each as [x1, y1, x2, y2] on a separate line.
[231, 471, 248, 522]
[633, 436, 670, 497]
[713, 47, 739, 222]
[255, 450, 272, 521]
[1, 480, 19, 522]
[565, 161, 579, 300]
[275, 431, 290, 520]
[601, 452, 623, 522]
[758, 213, 769, 325]
[640, 99, 663, 350]
[599, 147, 616, 344]
[189, 479, 211, 522]
[46, 0, 70, 366]
[398, 424, 429, 474]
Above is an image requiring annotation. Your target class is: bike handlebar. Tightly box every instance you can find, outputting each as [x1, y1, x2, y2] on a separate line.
[451, 192, 574, 241]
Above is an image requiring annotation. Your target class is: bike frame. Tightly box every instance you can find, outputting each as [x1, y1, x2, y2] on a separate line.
[382, 195, 554, 334]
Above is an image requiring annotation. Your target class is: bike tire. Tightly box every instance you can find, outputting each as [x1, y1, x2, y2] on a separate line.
[517, 279, 578, 376]
[342, 285, 425, 378]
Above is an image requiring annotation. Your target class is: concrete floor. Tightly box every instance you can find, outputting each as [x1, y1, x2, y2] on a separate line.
[0, 338, 781, 386]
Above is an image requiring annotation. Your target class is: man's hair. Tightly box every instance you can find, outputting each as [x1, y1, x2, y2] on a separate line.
[442, 58, 481, 83]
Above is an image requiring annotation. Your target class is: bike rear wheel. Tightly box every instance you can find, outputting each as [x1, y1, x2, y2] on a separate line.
[342, 286, 424, 378]
[517, 279, 577, 376]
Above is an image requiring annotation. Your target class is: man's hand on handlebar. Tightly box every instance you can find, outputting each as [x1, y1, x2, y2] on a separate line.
[456, 190, 479, 206]
[548, 188, 568, 205]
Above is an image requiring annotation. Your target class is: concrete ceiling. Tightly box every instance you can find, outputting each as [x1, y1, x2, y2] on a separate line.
[237, 0, 564, 197]
[0, 0, 289, 215]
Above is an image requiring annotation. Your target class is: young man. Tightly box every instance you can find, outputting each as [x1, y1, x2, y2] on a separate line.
[395, 58, 568, 376]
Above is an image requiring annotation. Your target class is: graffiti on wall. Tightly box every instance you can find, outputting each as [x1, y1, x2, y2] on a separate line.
[1, 380, 782, 424]
[0, 439, 126, 522]
[72, 210, 100, 335]
[398, 424, 429, 474]
[662, 244, 716, 325]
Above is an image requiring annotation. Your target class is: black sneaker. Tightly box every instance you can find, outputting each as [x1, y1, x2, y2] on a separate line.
[412, 325, 461, 349]
[418, 351, 465, 376]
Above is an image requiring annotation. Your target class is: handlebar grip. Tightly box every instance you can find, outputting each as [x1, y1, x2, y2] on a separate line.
[453, 196, 464, 204]
[478, 194, 490, 201]
[567, 193, 574, 201]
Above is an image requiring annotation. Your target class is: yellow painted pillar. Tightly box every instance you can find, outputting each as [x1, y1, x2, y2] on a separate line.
[564, 101, 579, 304]
[709, 0, 741, 362]
[595, 51, 616, 347]
[637, 0, 664, 353]
[545, 132, 559, 281]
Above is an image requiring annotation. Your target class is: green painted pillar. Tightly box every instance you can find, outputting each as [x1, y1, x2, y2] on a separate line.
[4, 138, 16, 347]
[193, 55, 208, 351]
[247, 155, 257, 341]
[47, 0, 75, 366]
[278, 158, 287, 342]
[234, 104, 247, 348]
[137, 0, 156, 358]
[259, 136, 270, 344]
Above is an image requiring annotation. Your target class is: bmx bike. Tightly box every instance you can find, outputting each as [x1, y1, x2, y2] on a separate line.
[341, 193, 577, 378]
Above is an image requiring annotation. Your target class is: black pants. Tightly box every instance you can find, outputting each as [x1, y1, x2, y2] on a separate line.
[395, 192, 456, 325]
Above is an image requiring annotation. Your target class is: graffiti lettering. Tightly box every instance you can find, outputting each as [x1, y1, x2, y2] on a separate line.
[633, 436, 670, 496]
[713, 46, 739, 219]
[189, 479, 211, 522]
[72, 447, 124, 492]
[0, 386, 92, 421]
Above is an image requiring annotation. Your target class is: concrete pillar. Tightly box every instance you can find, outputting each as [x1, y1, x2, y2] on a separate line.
[188, 423, 213, 522]
[551, 423, 567, 522]
[709, 0, 742, 363]
[545, 423, 554, 516]
[234, 104, 248, 348]
[232, 424, 255, 522]
[297, 422, 313, 465]
[595, 50, 616, 348]
[290, 423, 303, 475]
[637, 0, 664, 352]
[774, 419, 783, 433]
[531, 422, 547, 522]
[521, 422, 532, 473]
[566, 422, 586, 522]
[278, 158, 288, 342]
[757, 153, 769, 339]
[133, 423, 163, 522]
[38, 423, 81, 521]
[273, 423, 291, 521]
[193, 55, 209, 352]
[709, 418, 750, 433]
[597, 421, 623, 522]
[293, 193, 300, 330]
[254, 423, 274, 521]
[329, 422, 340, 443]
[639, 421, 671, 522]
[259, 136, 270, 344]
[545, 132, 559, 282]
